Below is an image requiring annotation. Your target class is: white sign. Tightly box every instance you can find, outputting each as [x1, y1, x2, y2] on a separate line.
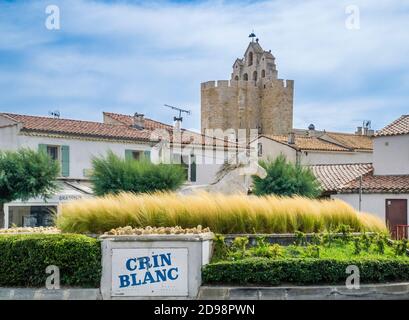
[111, 248, 188, 297]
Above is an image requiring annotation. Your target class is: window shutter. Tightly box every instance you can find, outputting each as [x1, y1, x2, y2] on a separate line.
[125, 150, 133, 161]
[143, 150, 151, 162]
[190, 156, 197, 182]
[38, 144, 47, 154]
[61, 145, 70, 177]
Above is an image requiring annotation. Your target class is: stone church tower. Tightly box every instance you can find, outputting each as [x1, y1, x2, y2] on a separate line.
[201, 38, 294, 136]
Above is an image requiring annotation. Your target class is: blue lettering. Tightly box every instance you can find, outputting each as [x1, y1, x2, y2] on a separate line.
[138, 256, 152, 270]
[131, 273, 141, 286]
[152, 254, 160, 268]
[143, 271, 156, 284]
[126, 258, 137, 271]
[119, 275, 130, 288]
[167, 267, 179, 280]
[159, 253, 172, 267]
[155, 269, 167, 282]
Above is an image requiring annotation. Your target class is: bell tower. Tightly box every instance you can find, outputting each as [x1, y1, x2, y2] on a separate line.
[201, 35, 294, 136]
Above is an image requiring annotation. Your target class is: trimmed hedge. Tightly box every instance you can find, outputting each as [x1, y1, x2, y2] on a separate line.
[0, 234, 101, 287]
[202, 257, 409, 285]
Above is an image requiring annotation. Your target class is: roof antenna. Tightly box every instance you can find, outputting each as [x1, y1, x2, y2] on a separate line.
[49, 110, 60, 119]
[163, 104, 191, 129]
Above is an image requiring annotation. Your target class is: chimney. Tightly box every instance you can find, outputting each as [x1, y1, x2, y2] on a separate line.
[174, 116, 182, 131]
[288, 132, 295, 145]
[133, 112, 145, 129]
[355, 126, 363, 135]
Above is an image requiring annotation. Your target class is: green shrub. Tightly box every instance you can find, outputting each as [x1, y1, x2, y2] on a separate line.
[0, 234, 101, 287]
[252, 155, 321, 198]
[203, 257, 409, 285]
[353, 238, 362, 255]
[394, 239, 408, 256]
[250, 238, 283, 259]
[91, 151, 186, 195]
[0, 149, 59, 213]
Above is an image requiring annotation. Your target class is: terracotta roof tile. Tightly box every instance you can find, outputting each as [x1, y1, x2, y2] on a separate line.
[339, 173, 409, 193]
[310, 163, 373, 193]
[103, 112, 172, 131]
[376, 115, 409, 137]
[324, 132, 373, 151]
[104, 112, 239, 148]
[1, 113, 156, 142]
[263, 134, 350, 152]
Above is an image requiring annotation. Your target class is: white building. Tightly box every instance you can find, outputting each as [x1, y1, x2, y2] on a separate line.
[0, 112, 241, 228]
[312, 115, 409, 238]
[256, 127, 373, 165]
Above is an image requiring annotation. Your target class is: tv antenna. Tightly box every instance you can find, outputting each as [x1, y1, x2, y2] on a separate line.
[363, 120, 371, 129]
[48, 110, 60, 119]
[163, 104, 191, 122]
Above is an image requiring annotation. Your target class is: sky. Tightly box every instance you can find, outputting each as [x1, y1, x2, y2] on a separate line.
[0, 0, 408, 133]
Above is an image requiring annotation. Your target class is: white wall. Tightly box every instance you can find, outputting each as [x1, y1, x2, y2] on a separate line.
[258, 137, 372, 165]
[374, 135, 409, 175]
[259, 137, 297, 162]
[0, 128, 154, 180]
[300, 151, 372, 165]
[0, 125, 19, 150]
[0, 126, 228, 185]
[332, 193, 409, 222]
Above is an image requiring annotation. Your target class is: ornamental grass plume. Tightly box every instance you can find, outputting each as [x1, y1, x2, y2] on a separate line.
[57, 192, 388, 235]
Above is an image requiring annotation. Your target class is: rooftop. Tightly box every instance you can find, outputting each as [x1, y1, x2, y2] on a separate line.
[375, 115, 409, 137]
[261, 134, 351, 152]
[0, 113, 156, 143]
[339, 172, 409, 194]
[310, 163, 373, 193]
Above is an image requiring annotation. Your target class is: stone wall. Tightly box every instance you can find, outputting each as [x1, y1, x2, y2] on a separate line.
[201, 78, 293, 136]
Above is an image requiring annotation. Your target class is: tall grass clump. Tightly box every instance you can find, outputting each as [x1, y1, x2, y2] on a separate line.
[57, 192, 388, 235]
[91, 151, 186, 195]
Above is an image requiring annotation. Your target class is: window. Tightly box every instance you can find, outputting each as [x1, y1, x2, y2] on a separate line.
[39, 144, 70, 177]
[258, 143, 263, 157]
[132, 151, 143, 161]
[261, 69, 266, 78]
[253, 71, 258, 81]
[234, 75, 239, 80]
[125, 150, 150, 162]
[248, 52, 253, 66]
[243, 73, 248, 81]
[47, 145, 59, 161]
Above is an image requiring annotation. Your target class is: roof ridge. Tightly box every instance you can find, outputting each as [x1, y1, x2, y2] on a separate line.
[103, 111, 174, 128]
[309, 163, 373, 167]
[2, 112, 120, 127]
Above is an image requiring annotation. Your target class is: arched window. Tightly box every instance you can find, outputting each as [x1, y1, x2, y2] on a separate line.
[253, 71, 257, 81]
[261, 69, 266, 78]
[248, 52, 253, 66]
[243, 73, 248, 81]
[234, 75, 239, 81]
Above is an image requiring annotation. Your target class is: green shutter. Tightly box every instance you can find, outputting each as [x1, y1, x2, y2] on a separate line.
[125, 150, 133, 161]
[143, 150, 151, 162]
[38, 144, 47, 154]
[61, 145, 70, 177]
[190, 157, 197, 182]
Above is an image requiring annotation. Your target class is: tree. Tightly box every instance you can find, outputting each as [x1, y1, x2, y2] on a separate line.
[252, 155, 321, 198]
[0, 149, 60, 214]
[91, 151, 186, 196]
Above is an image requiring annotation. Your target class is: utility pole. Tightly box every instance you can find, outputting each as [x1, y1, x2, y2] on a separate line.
[358, 175, 363, 212]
